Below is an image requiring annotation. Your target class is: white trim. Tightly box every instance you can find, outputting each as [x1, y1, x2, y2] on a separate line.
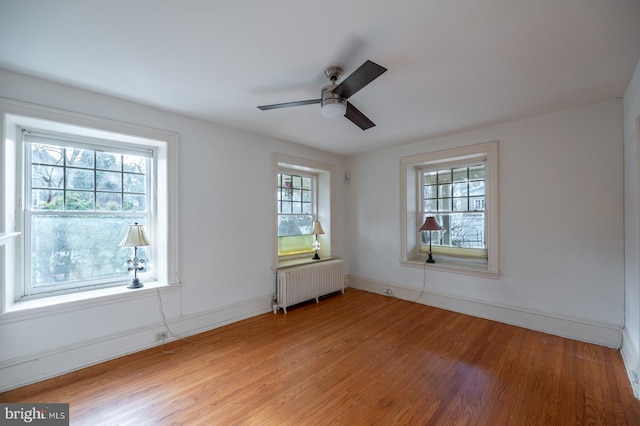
[0, 292, 273, 393]
[0, 282, 179, 323]
[400, 141, 499, 276]
[622, 327, 640, 399]
[399, 259, 500, 279]
[349, 275, 622, 348]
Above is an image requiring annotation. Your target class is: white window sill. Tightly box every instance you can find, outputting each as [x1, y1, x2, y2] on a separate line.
[0, 232, 20, 246]
[401, 259, 500, 279]
[1, 281, 180, 323]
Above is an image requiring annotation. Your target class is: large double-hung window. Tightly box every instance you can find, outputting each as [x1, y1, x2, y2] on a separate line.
[420, 162, 486, 260]
[23, 131, 152, 297]
[277, 171, 316, 256]
[400, 141, 499, 277]
[273, 153, 333, 266]
[2, 100, 178, 309]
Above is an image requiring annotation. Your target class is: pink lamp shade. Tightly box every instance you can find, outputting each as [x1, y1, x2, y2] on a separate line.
[419, 216, 442, 231]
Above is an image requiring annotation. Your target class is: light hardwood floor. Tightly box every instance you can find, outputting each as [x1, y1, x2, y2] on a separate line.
[2, 288, 639, 425]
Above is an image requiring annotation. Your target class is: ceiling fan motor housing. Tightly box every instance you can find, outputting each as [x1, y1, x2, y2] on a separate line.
[321, 83, 347, 117]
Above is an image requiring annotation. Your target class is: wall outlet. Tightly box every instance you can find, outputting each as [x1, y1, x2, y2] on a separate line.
[382, 288, 392, 295]
[156, 332, 167, 341]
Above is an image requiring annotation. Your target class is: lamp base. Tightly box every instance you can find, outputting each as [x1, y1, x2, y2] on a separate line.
[127, 278, 144, 289]
[312, 251, 321, 260]
[426, 252, 435, 264]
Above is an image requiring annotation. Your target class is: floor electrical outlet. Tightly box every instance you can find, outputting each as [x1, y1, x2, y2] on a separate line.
[156, 332, 167, 341]
[382, 288, 392, 295]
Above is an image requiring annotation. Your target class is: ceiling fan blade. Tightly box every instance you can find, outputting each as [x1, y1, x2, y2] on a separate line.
[332, 60, 387, 99]
[345, 102, 375, 130]
[257, 99, 321, 110]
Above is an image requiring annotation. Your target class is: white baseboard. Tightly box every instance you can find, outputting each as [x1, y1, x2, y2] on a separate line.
[621, 327, 640, 398]
[349, 275, 622, 349]
[0, 294, 273, 393]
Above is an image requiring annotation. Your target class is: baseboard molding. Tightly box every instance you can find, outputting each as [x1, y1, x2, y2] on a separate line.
[349, 275, 622, 349]
[0, 294, 273, 393]
[621, 327, 640, 398]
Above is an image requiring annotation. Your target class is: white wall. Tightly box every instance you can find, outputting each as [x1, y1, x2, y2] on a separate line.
[0, 67, 631, 392]
[346, 100, 625, 347]
[0, 70, 349, 391]
[623, 57, 640, 397]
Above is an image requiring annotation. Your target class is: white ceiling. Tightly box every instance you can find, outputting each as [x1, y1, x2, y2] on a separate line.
[1, 0, 640, 155]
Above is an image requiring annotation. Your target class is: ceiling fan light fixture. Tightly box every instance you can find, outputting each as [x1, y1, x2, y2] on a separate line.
[321, 98, 347, 118]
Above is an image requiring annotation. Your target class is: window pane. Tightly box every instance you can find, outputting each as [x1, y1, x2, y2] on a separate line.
[32, 189, 63, 210]
[424, 199, 437, 211]
[96, 171, 122, 191]
[438, 198, 452, 211]
[438, 183, 452, 198]
[302, 177, 311, 190]
[470, 181, 485, 196]
[453, 197, 468, 211]
[292, 175, 302, 189]
[66, 169, 95, 190]
[470, 196, 485, 211]
[469, 165, 485, 180]
[123, 194, 146, 211]
[437, 170, 452, 183]
[66, 191, 95, 210]
[32, 165, 64, 189]
[431, 212, 485, 249]
[453, 168, 467, 182]
[453, 182, 468, 197]
[302, 202, 312, 214]
[423, 185, 437, 199]
[96, 152, 122, 171]
[424, 172, 437, 185]
[32, 144, 63, 165]
[124, 173, 145, 193]
[281, 202, 291, 214]
[66, 148, 94, 169]
[292, 188, 301, 201]
[30, 215, 146, 287]
[279, 234, 314, 255]
[97, 192, 123, 210]
[123, 155, 146, 173]
[292, 202, 302, 214]
[278, 215, 313, 236]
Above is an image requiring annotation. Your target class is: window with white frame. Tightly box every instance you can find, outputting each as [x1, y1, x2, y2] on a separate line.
[277, 171, 317, 256]
[400, 141, 499, 277]
[1, 100, 179, 307]
[420, 162, 487, 260]
[24, 131, 152, 297]
[273, 153, 333, 265]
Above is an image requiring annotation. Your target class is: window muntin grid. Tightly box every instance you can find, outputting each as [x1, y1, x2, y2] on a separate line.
[30, 143, 147, 212]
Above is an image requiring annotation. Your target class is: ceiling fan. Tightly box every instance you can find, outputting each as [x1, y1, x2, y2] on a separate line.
[257, 60, 387, 130]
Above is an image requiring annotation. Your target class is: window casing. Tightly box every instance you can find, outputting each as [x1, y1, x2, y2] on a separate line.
[23, 131, 153, 297]
[400, 141, 499, 278]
